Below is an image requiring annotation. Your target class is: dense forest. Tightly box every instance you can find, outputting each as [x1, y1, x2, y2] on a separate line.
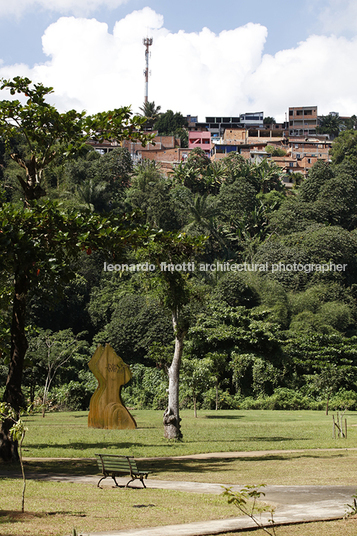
[2, 116, 357, 416]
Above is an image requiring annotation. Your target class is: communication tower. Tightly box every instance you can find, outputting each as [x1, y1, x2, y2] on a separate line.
[143, 37, 153, 103]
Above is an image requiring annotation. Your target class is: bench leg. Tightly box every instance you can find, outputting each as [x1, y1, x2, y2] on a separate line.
[97, 475, 107, 488]
[126, 477, 146, 488]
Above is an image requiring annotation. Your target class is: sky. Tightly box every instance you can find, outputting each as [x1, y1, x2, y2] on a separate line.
[0, 0, 356, 122]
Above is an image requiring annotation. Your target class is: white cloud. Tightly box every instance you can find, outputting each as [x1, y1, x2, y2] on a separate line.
[317, 0, 357, 35]
[247, 34, 357, 121]
[0, 7, 357, 122]
[0, 0, 128, 17]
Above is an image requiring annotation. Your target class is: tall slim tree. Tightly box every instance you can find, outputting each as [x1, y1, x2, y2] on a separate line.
[139, 234, 204, 439]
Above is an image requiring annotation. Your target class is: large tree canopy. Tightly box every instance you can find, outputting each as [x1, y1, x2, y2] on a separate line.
[0, 76, 149, 202]
[0, 77, 193, 459]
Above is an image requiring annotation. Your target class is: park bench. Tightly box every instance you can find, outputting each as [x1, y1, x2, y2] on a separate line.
[95, 453, 150, 488]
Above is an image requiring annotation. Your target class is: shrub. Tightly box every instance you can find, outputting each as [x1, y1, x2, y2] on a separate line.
[329, 389, 357, 411]
[239, 388, 325, 410]
[122, 363, 168, 409]
[201, 388, 240, 410]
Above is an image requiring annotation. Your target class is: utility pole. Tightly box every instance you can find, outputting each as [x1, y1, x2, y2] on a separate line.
[143, 37, 153, 104]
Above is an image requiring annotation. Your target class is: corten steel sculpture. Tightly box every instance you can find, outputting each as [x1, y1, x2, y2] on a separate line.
[88, 344, 137, 429]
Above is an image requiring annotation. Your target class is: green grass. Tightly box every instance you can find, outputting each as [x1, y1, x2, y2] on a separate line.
[1, 449, 356, 487]
[1, 409, 356, 536]
[21, 409, 357, 458]
[0, 479, 236, 536]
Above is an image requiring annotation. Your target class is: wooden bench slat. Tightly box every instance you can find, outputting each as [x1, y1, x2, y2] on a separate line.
[95, 453, 150, 488]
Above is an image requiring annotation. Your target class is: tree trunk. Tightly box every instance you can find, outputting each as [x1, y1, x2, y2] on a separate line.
[215, 381, 219, 411]
[193, 393, 197, 418]
[163, 311, 186, 440]
[325, 394, 329, 416]
[1, 270, 28, 461]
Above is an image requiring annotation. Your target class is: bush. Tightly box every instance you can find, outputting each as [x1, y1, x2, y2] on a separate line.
[201, 388, 240, 410]
[239, 388, 325, 410]
[122, 363, 168, 409]
[37, 381, 94, 411]
[329, 389, 357, 411]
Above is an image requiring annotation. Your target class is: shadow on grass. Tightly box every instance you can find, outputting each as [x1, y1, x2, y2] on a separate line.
[203, 415, 244, 420]
[145, 452, 350, 476]
[23, 441, 148, 451]
[247, 436, 300, 442]
[0, 450, 351, 481]
[0, 509, 86, 521]
[182, 436, 304, 444]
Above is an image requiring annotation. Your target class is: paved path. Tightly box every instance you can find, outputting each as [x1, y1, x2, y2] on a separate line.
[75, 480, 355, 536]
[3, 451, 356, 535]
[13, 470, 357, 536]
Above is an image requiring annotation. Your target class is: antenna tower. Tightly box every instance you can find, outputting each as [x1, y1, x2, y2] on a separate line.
[143, 37, 153, 103]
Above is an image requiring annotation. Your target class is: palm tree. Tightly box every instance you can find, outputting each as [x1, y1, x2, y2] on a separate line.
[184, 193, 218, 234]
[182, 193, 228, 256]
[139, 101, 161, 130]
[76, 179, 108, 212]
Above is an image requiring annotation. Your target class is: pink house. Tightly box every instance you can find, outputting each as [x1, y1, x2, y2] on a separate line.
[188, 131, 211, 156]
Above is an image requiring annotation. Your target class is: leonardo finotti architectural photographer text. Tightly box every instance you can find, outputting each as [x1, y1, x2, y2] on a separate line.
[103, 261, 347, 273]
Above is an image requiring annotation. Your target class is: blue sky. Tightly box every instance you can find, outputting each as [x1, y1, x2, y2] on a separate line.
[0, 0, 356, 121]
[0, 1, 317, 65]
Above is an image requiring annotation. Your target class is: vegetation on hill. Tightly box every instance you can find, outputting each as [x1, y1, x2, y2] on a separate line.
[2, 79, 357, 444]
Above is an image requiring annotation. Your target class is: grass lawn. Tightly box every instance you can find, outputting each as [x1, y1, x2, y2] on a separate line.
[1, 449, 355, 486]
[21, 409, 357, 458]
[1, 409, 357, 535]
[0, 479, 236, 536]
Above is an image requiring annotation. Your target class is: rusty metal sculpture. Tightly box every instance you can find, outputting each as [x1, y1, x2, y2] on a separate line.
[88, 344, 136, 429]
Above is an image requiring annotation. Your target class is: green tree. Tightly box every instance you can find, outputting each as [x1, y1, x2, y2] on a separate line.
[154, 109, 187, 134]
[263, 117, 276, 125]
[26, 328, 85, 417]
[205, 351, 228, 410]
[0, 76, 161, 460]
[63, 146, 134, 211]
[0, 76, 148, 203]
[330, 130, 357, 166]
[139, 101, 161, 129]
[126, 160, 179, 230]
[343, 114, 357, 131]
[0, 404, 28, 511]
[265, 144, 286, 157]
[181, 356, 213, 417]
[154, 110, 188, 147]
[285, 332, 357, 413]
[317, 113, 341, 139]
[188, 302, 282, 399]
[172, 148, 219, 195]
[299, 160, 334, 202]
[138, 234, 205, 439]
